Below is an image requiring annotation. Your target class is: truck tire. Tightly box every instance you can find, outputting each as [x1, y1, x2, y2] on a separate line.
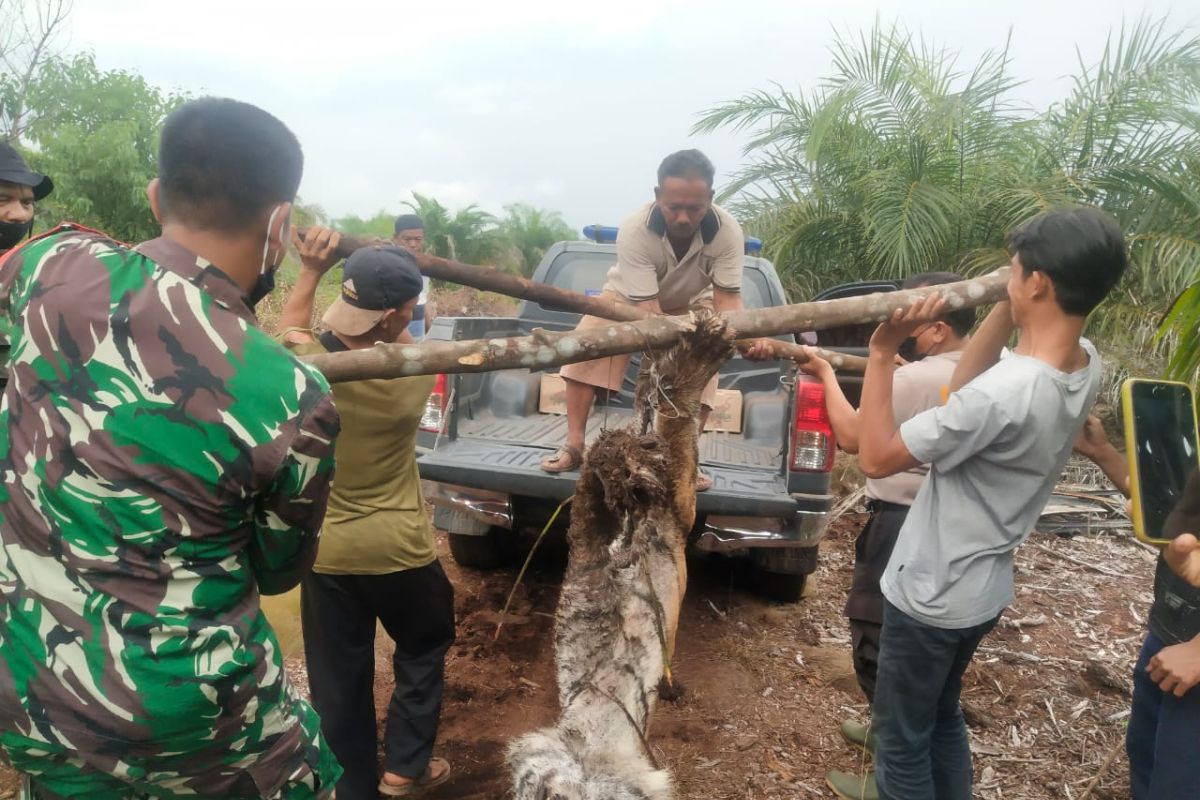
[750, 546, 818, 603]
[434, 507, 505, 570]
[755, 571, 808, 603]
[447, 530, 504, 570]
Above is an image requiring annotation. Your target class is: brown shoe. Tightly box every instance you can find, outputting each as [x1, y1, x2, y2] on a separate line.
[540, 444, 582, 473]
[378, 758, 452, 796]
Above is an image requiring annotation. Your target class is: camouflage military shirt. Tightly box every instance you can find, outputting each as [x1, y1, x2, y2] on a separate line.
[0, 228, 342, 799]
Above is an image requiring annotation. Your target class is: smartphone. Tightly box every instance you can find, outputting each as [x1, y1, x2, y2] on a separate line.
[1122, 378, 1200, 545]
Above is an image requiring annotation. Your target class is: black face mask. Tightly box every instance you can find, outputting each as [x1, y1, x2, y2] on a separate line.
[0, 219, 33, 251]
[245, 267, 277, 311]
[897, 336, 928, 363]
[246, 207, 288, 311]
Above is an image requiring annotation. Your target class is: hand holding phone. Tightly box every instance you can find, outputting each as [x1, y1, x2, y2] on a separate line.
[1122, 379, 1200, 546]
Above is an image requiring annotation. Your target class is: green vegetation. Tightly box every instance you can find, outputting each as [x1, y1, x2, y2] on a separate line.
[696, 17, 1200, 373]
[6, 0, 1200, 380]
[334, 194, 575, 277]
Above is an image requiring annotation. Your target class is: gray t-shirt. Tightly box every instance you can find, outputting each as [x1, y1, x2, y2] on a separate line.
[880, 341, 1102, 629]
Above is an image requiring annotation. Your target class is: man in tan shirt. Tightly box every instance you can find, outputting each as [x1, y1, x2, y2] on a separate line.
[796, 272, 974, 800]
[540, 149, 771, 488]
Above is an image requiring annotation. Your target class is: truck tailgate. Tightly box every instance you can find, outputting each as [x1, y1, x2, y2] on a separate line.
[418, 438, 803, 516]
[454, 411, 782, 470]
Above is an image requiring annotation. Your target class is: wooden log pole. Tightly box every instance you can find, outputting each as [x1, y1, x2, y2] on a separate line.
[297, 228, 647, 323]
[296, 227, 973, 374]
[301, 269, 1010, 383]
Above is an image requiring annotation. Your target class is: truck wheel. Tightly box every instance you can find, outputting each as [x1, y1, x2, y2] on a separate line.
[750, 547, 818, 603]
[754, 570, 808, 603]
[447, 530, 505, 570]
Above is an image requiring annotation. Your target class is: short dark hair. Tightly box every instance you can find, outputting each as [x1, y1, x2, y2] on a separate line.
[903, 271, 976, 337]
[158, 97, 303, 232]
[657, 149, 715, 188]
[1006, 207, 1128, 316]
[394, 213, 424, 234]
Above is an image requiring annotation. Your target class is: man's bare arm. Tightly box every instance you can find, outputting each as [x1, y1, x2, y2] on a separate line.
[280, 227, 341, 344]
[950, 301, 1013, 392]
[713, 288, 776, 361]
[1074, 416, 1130, 496]
[858, 296, 944, 478]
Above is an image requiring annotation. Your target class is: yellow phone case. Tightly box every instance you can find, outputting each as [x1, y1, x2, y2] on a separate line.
[1122, 378, 1200, 546]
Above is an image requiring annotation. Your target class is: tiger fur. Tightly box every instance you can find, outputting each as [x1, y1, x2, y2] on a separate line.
[508, 310, 735, 800]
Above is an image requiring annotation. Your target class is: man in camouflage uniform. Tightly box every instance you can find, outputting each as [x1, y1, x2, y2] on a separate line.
[0, 98, 342, 799]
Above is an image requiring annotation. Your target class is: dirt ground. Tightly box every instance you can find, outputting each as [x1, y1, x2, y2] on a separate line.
[0, 511, 1150, 799]
[419, 513, 1148, 800]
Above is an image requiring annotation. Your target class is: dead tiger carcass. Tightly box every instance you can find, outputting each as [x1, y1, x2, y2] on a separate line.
[508, 310, 736, 800]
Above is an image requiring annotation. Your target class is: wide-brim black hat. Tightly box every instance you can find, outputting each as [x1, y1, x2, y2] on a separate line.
[0, 143, 53, 200]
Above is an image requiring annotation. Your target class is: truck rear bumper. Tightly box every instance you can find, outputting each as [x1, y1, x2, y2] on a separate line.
[695, 510, 830, 553]
[419, 441, 833, 552]
[423, 481, 513, 529]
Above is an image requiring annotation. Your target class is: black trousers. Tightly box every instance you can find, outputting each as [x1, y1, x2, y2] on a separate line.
[301, 561, 456, 800]
[846, 500, 910, 703]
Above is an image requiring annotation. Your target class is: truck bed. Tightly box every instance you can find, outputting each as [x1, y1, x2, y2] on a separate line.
[419, 434, 799, 515]
[452, 409, 782, 470]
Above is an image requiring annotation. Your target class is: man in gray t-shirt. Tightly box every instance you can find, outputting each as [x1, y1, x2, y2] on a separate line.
[883, 340, 1101, 628]
[851, 207, 1128, 800]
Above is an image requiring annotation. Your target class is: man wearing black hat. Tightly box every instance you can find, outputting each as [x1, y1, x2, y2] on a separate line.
[0, 142, 53, 255]
[393, 213, 432, 340]
[0, 143, 53, 384]
[280, 227, 456, 800]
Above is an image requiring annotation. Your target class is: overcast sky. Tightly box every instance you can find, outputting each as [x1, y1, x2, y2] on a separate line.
[67, 0, 1193, 231]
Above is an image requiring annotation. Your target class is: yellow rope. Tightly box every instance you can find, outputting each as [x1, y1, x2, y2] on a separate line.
[494, 496, 572, 641]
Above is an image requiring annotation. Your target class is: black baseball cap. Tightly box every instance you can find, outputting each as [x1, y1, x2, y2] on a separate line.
[322, 245, 424, 336]
[0, 143, 53, 200]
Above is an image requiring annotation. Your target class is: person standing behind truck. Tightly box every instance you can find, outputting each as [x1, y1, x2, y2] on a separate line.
[798, 272, 975, 800]
[394, 213, 433, 340]
[280, 228, 456, 800]
[539, 149, 773, 489]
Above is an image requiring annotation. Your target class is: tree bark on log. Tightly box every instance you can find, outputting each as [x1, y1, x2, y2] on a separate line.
[301, 270, 1010, 383]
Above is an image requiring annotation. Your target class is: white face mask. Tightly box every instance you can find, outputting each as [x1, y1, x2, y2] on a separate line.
[247, 204, 287, 309]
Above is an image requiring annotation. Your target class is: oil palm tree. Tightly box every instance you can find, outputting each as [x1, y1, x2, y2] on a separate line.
[499, 203, 576, 276]
[404, 192, 507, 265]
[695, 17, 1200, 353]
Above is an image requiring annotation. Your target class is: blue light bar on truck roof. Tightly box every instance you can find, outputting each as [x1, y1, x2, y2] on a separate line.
[583, 225, 765, 255]
[582, 224, 618, 243]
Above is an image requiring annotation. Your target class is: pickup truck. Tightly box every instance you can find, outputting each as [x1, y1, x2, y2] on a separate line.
[416, 230, 892, 601]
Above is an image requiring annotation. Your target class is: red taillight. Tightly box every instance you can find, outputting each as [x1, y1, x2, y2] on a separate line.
[790, 378, 835, 472]
[420, 374, 449, 432]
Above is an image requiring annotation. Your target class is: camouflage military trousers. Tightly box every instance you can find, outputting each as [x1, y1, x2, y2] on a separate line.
[8, 696, 340, 800]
